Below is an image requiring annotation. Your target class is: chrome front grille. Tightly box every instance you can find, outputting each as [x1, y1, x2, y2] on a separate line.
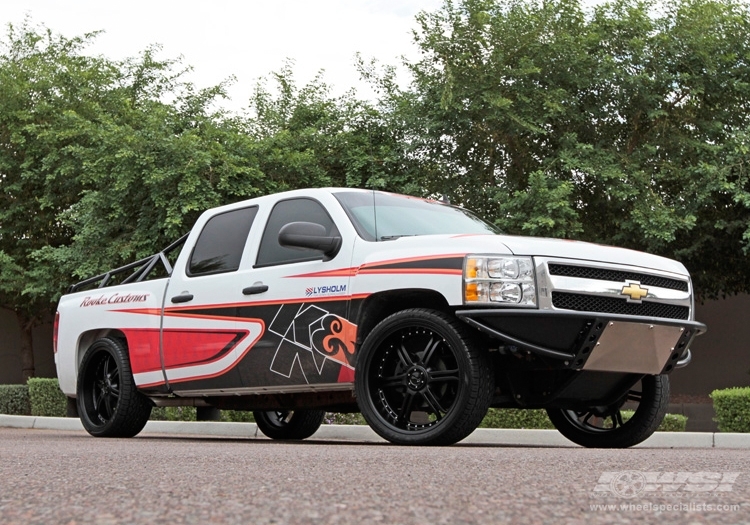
[537, 258, 693, 321]
[551, 292, 690, 320]
[547, 264, 688, 292]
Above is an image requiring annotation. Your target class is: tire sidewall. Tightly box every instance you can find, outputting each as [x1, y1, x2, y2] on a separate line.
[254, 410, 325, 440]
[77, 337, 149, 438]
[355, 309, 485, 445]
[547, 374, 670, 448]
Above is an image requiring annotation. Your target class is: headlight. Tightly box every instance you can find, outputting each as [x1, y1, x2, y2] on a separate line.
[464, 256, 537, 306]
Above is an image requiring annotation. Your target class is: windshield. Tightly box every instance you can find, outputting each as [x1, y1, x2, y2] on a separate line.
[334, 191, 499, 242]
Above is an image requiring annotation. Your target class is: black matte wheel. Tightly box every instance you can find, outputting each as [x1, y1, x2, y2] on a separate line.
[546, 374, 669, 448]
[355, 309, 493, 446]
[254, 410, 325, 440]
[77, 337, 152, 437]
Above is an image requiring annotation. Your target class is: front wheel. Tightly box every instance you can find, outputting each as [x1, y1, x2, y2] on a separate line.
[546, 374, 669, 448]
[77, 337, 152, 437]
[355, 309, 493, 446]
[253, 410, 325, 440]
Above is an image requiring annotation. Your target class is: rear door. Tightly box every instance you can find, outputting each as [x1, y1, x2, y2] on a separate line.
[161, 205, 264, 393]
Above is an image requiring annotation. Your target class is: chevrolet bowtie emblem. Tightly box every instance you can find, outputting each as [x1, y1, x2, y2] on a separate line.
[621, 282, 648, 302]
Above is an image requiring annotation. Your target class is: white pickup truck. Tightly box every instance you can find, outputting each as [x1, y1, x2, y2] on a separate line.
[54, 188, 706, 447]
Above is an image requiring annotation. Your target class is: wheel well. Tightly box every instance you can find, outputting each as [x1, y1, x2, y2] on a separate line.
[354, 289, 452, 346]
[76, 329, 127, 375]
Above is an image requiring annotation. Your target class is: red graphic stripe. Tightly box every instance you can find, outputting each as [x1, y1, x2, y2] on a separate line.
[124, 329, 251, 374]
[287, 267, 359, 278]
[337, 366, 355, 383]
[358, 268, 462, 276]
[162, 330, 247, 369]
[286, 254, 467, 279]
[164, 293, 371, 313]
[123, 329, 162, 374]
[166, 329, 261, 385]
[360, 254, 467, 268]
[112, 307, 162, 316]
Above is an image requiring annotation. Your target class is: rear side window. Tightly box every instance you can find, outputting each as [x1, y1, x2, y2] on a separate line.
[256, 198, 338, 267]
[188, 206, 258, 276]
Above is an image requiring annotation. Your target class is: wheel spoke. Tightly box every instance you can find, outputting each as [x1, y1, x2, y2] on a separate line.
[422, 388, 446, 419]
[613, 410, 625, 428]
[103, 393, 114, 418]
[428, 368, 459, 382]
[582, 411, 595, 426]
[397, 391, 417, 423]
[397, 343, 414, 368]
[379, 373, 408, 389]
[94, 389, 106, 414]
[103, 356, 111, 381]
[420, 337, 441, 367]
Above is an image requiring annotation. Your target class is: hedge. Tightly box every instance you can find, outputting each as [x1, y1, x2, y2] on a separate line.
[149, 406, 197, 421]
[479, 408, 555, 429]
[478, 408, 686, 431]
[711, 387, 750, 433]
[27, 378, 67, 417]
[0, 385, 31, 416]
[656, 413, 688, 432]
[620, 410, 688, 432]
[221, 410, 255, 423]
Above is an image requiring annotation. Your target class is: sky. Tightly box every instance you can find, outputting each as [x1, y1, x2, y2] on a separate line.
[0, 0, 443, 112]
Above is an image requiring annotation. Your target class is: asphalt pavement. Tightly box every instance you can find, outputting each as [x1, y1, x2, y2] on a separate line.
[1, 426, 748, 525]
[2, 414, 749, 448]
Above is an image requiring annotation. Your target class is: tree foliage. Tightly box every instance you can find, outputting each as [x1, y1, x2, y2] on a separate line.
[246, 61, 424, 194]
[390, 0, 750, 296]
[0, 22, 265, 377]
[0, 22, 418, 378]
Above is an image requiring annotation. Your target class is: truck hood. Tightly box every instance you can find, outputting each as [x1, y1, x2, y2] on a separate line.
[380, 234, 688, 276]
[494, 234, 688, 275]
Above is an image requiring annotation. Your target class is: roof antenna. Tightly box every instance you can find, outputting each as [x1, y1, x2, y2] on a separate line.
[439, 194, 451, 204]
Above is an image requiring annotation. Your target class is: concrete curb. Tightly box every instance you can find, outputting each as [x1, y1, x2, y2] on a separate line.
[2, 414, 750, 447]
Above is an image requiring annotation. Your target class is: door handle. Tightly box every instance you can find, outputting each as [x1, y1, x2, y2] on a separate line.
[242, 284, 269, 295]
[171, 293, 194, 304]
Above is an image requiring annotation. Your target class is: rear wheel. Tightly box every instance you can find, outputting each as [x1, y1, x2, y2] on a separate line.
[77, 337, 152, 437]
[253, 410, 325, 440]
[355, 309, 493, 446]
[546, 374, 669, 448]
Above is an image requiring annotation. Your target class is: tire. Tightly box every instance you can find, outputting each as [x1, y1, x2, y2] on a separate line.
[77, 337, 152, 437]
[546, 374, 670, 448]
[254, 410, 325, 440]
[355, 309, 493, 446]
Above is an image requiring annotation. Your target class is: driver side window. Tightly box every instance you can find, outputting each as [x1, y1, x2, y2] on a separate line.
[256, 198, 339, 267]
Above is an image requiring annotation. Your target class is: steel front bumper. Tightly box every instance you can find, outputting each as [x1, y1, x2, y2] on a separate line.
[456, 309, 707, 375]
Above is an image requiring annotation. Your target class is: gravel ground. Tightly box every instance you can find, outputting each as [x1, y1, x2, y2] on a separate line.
[0, 428, 747, 524]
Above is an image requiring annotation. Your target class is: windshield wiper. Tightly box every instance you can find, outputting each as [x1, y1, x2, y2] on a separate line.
[379, 235, 416, 241]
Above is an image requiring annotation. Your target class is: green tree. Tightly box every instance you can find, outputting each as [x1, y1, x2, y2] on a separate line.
[386, 0, 750, 296]
[0, 22, 265, 379]
[0, 23, 119, 379]
[0, 23, 421, 381]
[245, 62, 422, 194]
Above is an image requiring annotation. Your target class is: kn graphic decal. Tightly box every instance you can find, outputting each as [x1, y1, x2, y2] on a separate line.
[267, 303, 357, 384]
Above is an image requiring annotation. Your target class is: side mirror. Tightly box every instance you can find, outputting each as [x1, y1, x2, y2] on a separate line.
[278, 222, 342, 258]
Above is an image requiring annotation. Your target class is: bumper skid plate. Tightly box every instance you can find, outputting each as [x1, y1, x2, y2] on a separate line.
[582, 321, 685, 375]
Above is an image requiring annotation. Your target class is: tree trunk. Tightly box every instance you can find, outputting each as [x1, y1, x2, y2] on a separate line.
[16, 313, 36, 381]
